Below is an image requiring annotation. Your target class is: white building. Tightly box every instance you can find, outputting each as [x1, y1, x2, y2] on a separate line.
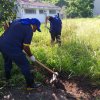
[93, 0, 100, 16]
[16, 0, 60, 23]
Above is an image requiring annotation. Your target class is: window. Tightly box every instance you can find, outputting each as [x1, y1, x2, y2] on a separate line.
[39, 10, 44, 14]
[49, 10, 56, 14]
[25, 9, 36, 14]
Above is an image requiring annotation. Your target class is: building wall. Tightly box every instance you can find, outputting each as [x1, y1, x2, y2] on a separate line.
[16, 4, 60, 23]
[22, 8, 46, 23]
[93, 0, 100, 16]
[16, 5, 22, 18]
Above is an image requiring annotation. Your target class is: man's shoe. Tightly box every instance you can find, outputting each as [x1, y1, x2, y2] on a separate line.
[26, 82, 42, 91]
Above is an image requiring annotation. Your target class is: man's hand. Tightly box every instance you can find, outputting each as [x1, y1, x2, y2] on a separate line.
[30, 55, 35, 62]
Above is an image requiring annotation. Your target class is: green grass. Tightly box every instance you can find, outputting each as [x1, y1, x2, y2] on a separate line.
[0, 18, 100, 85]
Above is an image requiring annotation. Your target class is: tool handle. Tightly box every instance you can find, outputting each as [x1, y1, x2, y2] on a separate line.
[35, 60, 55, 74]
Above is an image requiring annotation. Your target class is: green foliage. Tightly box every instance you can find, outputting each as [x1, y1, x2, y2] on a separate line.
[10, 74, 25, 86]
[63, 40, 96, 76]
[32, 38, 97, 77]
[55, 0, 68, 7]
[34, 72, 44, 82]
[0, 0, 16, 22]
[66, 0, 94, 18]
[42, 0, 68, 7]
[42, 0, 94, 18]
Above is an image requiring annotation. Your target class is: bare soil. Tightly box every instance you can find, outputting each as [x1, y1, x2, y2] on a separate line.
[0, 76, 100, 100]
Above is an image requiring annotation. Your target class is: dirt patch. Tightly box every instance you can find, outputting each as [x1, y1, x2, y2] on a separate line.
[0, 77, 100, 100]
[0, 67, 100, 100]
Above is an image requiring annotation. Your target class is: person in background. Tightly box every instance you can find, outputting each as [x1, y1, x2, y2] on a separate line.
[45, 13, 62, 46]
[0, 18, 42, 90]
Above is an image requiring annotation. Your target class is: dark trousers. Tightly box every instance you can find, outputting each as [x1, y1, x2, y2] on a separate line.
[50, 33, 61, 46]
[0, 49, 34, 87]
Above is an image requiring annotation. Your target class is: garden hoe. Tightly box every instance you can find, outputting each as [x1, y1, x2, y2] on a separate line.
[35, 60, 59, 84]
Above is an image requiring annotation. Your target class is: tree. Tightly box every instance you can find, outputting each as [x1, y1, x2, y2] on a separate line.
[0, 0, 16, 22]
[66, 0, 94, 18]
[41, 0, 68, 7]
[55, 0, 68, 7]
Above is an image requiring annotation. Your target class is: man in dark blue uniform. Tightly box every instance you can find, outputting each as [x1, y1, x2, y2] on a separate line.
[0, 18, 41, 89]
[45, 13, 62, 46]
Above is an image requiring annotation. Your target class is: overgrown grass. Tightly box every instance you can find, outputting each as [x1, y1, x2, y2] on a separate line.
[0, 18, 100, 85]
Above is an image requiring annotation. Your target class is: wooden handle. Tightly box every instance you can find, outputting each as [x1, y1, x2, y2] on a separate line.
[35, 60, 55, 74]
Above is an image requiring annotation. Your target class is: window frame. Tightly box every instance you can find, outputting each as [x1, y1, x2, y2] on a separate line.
[24, 9, 36, 14]
[39, 9, 44, 14]
[49, 10, 56, 14]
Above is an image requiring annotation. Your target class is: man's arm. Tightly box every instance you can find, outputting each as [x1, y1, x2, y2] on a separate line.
[45, 16, 51, 27]
[3, 22, 9, 31]
[23, 45, 35, 62]
[23, 45, 32, 57]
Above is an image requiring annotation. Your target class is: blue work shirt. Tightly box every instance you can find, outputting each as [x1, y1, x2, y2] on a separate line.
[0, 22, 33, 52]
[49, 16, 62, 34]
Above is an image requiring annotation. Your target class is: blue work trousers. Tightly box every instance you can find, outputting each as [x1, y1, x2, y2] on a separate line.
[0, 47, 34, 87]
